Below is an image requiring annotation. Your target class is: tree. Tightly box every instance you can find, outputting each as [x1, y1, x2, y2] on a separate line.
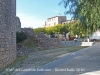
[59, 0, 100, 34]
[52, 24, 69, 34]
[67, 22, 86, 37]
[33, 24, 69, 35]
[45, 24, 69, 35]
[34, 27, 46, 34]
[45, 26, 54, 35]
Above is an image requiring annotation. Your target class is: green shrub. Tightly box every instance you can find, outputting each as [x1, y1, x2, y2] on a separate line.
[16, 32, 27, 43]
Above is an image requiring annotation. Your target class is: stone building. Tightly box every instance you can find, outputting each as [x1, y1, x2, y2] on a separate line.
[44, 16, 66, 27]
[44, 16, 75, 27]
[0, 0, 16, 68]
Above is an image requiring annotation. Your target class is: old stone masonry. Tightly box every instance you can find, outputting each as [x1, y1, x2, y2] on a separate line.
[0, 0, 20, 68]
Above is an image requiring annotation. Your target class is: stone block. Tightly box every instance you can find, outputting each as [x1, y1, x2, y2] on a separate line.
[36, 33, 60, 50]
[3, 54, 8, 59]
[0, 48, 4, 51]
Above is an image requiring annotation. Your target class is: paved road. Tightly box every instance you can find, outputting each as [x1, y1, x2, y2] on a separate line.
[16, 44, 100, 75]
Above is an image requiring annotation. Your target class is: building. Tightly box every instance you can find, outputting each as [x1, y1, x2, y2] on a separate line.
[44, 16, 66, 27]
[44, 15, 74, 27]
[62, 19, 75, 24]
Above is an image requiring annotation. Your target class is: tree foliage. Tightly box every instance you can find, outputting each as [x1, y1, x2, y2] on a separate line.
[46, 24, 69, 34]
[67, 22, 87, 37]
[16, 32, 27, 43]
[34, 23, 87, 37]
[34, 27, 46, 34]
[60, 0, 100, 34]
[34, 24, 69, 35]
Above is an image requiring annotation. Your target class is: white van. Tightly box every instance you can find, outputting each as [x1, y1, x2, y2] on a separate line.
[90, 30, 100, 41]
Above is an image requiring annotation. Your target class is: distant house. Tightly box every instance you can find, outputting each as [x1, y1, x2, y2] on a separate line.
[43, 15, 74, 27]
[62, 19, 75, 24]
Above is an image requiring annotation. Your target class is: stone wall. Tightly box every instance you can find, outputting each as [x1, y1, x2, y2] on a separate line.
[37, 32, 60, 49]
[60, 41, 94, 46]
[16, 16, 21, 32]
[21, 28, 60, 50]
[21, 28, 36, 37]
[21, 28, 38, 47]
[0, 0, 16, 68]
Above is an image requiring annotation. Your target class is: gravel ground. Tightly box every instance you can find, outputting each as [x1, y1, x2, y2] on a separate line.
[0, 46, 87, 75]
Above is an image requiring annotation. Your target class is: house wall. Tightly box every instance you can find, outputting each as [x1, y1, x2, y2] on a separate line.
[58, 16, 66, 24]
[45, 16, 66, 27]
[47, 17, 58, 26]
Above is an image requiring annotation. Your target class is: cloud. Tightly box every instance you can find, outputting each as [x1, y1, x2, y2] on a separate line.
[16, 13, 45, 28]
[54, 10, 59, 12]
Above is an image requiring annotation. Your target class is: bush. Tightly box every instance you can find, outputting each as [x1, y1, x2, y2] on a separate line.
[16, 32, 27, 43]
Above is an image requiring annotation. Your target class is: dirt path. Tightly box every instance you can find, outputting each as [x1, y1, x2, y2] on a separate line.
[0, 46, 87, 75]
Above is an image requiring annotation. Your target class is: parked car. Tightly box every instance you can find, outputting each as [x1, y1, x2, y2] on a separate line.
[74, 37, 81, 41]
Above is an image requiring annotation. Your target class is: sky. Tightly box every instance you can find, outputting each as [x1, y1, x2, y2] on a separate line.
[16, 0, 72, 28]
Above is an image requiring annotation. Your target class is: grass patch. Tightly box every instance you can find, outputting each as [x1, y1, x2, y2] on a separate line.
[37, 46, 88, 54]
[17, 38, 35, 48]
[66, 46, 87, 52]
[21, 38, 34, 48]
[0, 55, 28, 75]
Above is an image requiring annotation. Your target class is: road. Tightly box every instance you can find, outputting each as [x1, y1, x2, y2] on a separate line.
[16, 44, 100, 75]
